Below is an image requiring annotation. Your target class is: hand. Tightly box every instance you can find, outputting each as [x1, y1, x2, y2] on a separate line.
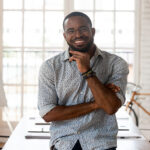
[93, 83, 121, 111]
[105, 83, 120, 93]
[69, 50, 90, 73]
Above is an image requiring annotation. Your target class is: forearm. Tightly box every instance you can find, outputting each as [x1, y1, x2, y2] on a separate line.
[86, 76, 121, 114]
[43, 101, 97, 122]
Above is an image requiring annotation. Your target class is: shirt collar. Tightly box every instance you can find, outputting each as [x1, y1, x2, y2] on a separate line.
[63, 46, 104, 61]
[63, 48, 70, 61]
[93, 47, 104, 59]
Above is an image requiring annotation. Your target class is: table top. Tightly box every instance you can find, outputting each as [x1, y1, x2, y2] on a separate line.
[2, 112, 150, 150]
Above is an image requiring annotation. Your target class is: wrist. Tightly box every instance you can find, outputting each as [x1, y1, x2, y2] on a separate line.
[80, 68, 90, 74]
[81, 68, 91, 75]
[82, 69, 96, 79]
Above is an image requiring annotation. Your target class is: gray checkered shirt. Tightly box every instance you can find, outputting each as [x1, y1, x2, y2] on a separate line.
[38, 47, 129, 150]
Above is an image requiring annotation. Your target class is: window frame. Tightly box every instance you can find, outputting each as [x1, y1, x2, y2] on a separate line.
[0, 0, 138, 120]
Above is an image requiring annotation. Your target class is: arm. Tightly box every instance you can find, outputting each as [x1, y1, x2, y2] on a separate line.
[43, 102, 97, 122]
[38, 61, 97, 122]
[69, 50, 128, 115]
[43, 83, 121, 122]
[38, 53, 125, 122]
[86, 76, 121, 115]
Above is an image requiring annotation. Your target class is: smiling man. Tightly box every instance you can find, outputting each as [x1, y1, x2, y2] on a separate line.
[63, 13, 94, 53]
[38, 12, 129, 150]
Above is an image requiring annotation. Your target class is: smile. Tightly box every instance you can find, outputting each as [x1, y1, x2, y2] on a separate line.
[74, 40, 86, 45]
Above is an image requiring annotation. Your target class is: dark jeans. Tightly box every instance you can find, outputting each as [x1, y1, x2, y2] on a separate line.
[72, 140, 116, 150]
[106, 147, 116, 150]
[53, 140, 116, 150]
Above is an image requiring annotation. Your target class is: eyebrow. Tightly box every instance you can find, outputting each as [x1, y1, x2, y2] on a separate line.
[65, 26, 89, 31]
[66, 28, 74, 31]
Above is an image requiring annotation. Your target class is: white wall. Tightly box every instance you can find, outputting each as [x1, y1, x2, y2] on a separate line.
[134, 0, 150, 128]
[139, 0, 150, 91]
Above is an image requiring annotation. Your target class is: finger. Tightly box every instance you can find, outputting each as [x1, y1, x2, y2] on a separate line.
[70, 50, 85, 55]
[69, 57, 76, 62]
[113, 86, 120, 92]
[70, 50, 89, 57]
[106, 83, 113, 88]
[69, 57, 74, 62]
[116, 87, 120, 91]
[113, 89, 118, 92]
[108, 84, 120, 90]
[69, 55, 80, 62]
[110, 88, 119, 93]
[109, 84, 116, 89]
[105, 84, 120, 92]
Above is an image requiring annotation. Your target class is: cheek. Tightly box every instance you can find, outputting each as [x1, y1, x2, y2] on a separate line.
[64, 36, 70, 42]
[64, 34, 71, 41]
[66, 36, 74, 43]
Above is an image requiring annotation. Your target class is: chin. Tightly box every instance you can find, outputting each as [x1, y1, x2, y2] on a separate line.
[73, 48, 88, 52]
[68, 44, 90, 53]
[68, 39, 94, 53]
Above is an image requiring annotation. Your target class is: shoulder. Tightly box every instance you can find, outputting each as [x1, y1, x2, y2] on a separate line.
[41, 51, 66, 70]
[101, 50, 128, 67]
[99, 50, 129, 75]
[39, 51, 66, 77]
[46, 51, 66, 65]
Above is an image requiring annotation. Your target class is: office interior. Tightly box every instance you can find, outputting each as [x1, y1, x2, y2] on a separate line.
[0, 0, 150, 149]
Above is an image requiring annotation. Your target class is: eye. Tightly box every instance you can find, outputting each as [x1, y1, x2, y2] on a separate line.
[80, 27, 89, 32]
[66, 29, 74, 34]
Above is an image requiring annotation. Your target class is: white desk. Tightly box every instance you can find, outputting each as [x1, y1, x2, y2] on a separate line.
[2, 115, 150, 150]
[2, 117, 49, 150]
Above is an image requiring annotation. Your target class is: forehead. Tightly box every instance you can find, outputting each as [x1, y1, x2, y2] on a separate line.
[64, 16, 90, 30]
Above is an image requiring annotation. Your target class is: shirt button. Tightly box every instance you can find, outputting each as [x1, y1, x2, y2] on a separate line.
[77, 131, 80, 134]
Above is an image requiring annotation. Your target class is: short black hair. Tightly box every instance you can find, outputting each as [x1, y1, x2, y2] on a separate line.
[63, 11, 92, 30]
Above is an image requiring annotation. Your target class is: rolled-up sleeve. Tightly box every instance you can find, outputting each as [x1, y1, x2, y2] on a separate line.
[107, 57, 129, 105]
[38, 61, 58, 117]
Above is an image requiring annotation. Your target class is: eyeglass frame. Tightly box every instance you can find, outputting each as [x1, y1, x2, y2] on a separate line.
[64, 26, 91, 36]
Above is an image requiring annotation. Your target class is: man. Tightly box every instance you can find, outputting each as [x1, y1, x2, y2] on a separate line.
[38, 12, 129, 150]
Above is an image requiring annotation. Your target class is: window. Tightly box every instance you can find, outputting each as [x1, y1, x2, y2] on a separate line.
[0, 0, 135, 121]
[73, 0, 135, 82]
[1, 0, 64, 121]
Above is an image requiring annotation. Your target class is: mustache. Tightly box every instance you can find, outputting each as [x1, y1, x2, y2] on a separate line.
[71, 37, 88, 42]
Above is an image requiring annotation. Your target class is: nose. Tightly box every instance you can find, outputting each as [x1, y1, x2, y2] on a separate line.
[74, 30, 82, 38]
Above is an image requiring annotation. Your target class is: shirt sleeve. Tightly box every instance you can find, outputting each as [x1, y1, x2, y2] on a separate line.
[38, 61, 58, 117]
[106, 57, 129, 105]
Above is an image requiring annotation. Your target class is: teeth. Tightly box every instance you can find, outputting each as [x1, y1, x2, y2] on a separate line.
[74, 40, 84, 44]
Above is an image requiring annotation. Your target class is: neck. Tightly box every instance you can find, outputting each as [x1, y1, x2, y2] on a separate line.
[88, 44, 96, 58]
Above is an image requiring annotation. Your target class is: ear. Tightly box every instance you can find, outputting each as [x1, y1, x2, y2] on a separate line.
[92, 28, 95, 37]
[63, 32, 67, 40]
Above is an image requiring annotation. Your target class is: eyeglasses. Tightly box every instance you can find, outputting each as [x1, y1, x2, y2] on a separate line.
[65, 26, 90, 36]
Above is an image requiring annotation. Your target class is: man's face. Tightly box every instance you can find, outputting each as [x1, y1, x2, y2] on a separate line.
[63, 16, 95, 52]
